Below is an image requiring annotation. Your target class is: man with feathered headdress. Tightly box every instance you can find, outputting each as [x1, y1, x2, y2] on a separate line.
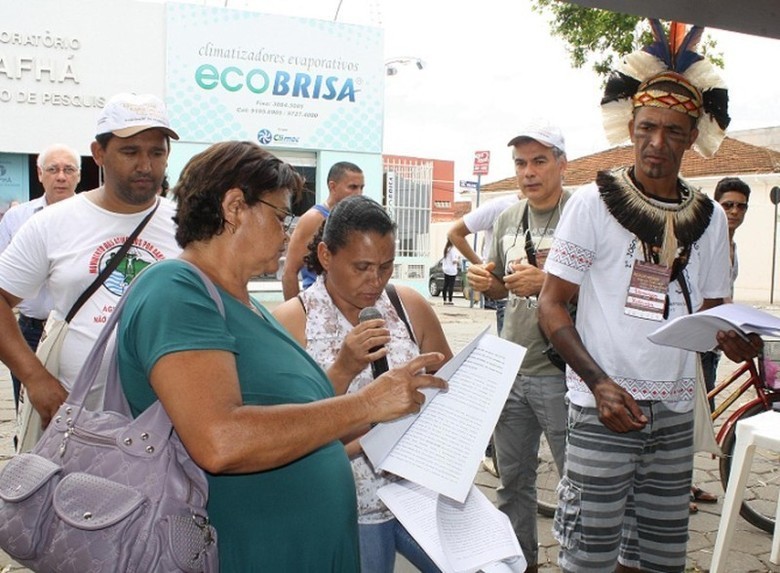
[537, 21, 761, 573]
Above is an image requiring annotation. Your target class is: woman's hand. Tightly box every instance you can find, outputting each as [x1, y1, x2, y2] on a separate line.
[332, 318, 391, 379]
[357, 352, 446, 423]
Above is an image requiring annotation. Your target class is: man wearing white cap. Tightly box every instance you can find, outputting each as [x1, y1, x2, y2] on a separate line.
[0, 93, 182, 434]
[467, 120, 571, 573]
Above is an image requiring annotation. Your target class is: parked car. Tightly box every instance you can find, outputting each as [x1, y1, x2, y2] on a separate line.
[428, 260, 473, 299]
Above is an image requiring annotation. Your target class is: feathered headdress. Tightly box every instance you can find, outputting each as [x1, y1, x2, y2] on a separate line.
[601, 19, 730, 158]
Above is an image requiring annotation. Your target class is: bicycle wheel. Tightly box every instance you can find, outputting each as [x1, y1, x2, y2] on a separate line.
[718, 393, 780, 534]
[537, 433, 560, 518]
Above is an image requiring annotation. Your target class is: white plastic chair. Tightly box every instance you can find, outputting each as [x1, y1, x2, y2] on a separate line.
[710, 410, 780, 572]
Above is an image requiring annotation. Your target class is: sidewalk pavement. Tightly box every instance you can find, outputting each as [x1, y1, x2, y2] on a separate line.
[1, 295, 779, 572]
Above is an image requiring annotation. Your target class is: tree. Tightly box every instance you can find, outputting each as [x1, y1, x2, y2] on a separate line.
[530, 1, 722, 82]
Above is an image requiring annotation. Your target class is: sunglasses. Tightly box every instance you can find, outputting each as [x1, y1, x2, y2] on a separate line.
[719, 200, 748, 213]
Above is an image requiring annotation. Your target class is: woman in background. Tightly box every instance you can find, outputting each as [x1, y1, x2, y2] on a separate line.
[116, 142, 445, 572]
[441, 239, 460, 305]
[274, 195, 452, 573]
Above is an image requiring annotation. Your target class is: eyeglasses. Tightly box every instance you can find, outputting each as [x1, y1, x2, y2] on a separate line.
[720, 200, 748, 213]
[43, 165, 79, 176]
[257, 199, 295, 232]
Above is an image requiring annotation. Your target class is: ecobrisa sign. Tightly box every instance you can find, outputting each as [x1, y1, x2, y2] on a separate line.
[195, 65, 356, 102]
[166, 4, 383, 152]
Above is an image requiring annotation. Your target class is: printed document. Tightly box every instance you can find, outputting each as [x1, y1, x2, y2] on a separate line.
[361, 328, 525, 502]
[379, 480, 526, 573]
[648, 303, 780, 352]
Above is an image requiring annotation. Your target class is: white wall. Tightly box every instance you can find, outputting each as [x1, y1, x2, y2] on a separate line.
[1, 0, 166, 155]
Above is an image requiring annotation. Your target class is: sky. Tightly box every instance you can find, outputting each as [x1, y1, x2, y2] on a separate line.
[152, 0, 780, 188]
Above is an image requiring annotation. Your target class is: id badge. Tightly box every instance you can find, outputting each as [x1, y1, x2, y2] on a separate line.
[624, 260, 671, 321]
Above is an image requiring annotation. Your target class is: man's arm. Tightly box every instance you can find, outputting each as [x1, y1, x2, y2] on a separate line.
[538, 274, 647, 433]
[281, 210, 324, 300]
[447, 219, 481, 265]
[0, 288, 67, 426]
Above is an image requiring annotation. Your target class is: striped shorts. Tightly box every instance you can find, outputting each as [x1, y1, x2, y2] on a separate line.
[554, 402, 694, 573]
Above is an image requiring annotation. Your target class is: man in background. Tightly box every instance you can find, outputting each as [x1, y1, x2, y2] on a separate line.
[714, 177, 750, 301]
[282, 161, 364, 300]
[699, 178, 751, 408]
[468, 120, 570, 573]
[0, 143, 81, 411]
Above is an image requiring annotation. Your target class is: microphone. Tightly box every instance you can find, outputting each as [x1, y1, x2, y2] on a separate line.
[358, 306, 389, 379]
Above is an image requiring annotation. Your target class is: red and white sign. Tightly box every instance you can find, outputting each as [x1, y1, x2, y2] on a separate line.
[473, 150, 490, 176]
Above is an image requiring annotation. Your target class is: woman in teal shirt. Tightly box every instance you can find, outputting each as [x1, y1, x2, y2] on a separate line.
[116, 141, 445, 572]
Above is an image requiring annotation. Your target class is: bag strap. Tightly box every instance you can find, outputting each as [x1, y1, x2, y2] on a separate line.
[521, 202, 537, 267]
[64, 199, 160, 323]
[384, 284, 417, 346]
[68, 260, 224, 422]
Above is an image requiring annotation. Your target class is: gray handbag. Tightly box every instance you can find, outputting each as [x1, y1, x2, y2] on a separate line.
[0, 261, 219, 572]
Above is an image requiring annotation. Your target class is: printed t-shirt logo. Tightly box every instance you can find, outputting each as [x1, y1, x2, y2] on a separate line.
[89, 237, 166, 296]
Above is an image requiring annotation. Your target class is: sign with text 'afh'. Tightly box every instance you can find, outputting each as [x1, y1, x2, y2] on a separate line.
[473, 151, 490, 176]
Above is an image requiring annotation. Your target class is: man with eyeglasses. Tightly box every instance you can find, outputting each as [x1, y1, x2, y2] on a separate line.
[0, 144, 81, 411]
[466, 120, 571, 573]
[699, 177, 751, 410]
[0, 93, 181, 441]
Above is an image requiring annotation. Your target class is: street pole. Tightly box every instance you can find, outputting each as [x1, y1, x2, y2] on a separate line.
[770, 187, 780, 304]
[772, 201, 778, 305]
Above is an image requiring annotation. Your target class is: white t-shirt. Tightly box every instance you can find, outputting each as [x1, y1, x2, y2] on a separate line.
[463, 194, 520, 261]
[0, 194, 181, 394]
[545, 181, 731, 411]
[442, 246, 460, 276]
[0, 196, 52, 319]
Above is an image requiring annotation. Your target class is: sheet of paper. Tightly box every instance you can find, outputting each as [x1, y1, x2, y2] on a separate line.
[368, 333, 524, 502]
[379, 480, 525, 573]
[649, 303, 780, 352]
[436, 486, 525, 573]
[360, 326, 490, 470]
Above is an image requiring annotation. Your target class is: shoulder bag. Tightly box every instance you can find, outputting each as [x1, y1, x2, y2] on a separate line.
[678, 273, 722, 456]
[0, 259, 219, 572]
[16, 200, 159, 453]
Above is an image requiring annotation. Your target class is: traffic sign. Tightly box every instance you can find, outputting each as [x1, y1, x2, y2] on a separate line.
[473, 151, 490, 176]
[459, 179, 478, 189]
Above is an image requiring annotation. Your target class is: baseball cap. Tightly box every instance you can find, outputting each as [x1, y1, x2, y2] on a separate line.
[96, 93, 180, 140]
[507, 119, 565, 154]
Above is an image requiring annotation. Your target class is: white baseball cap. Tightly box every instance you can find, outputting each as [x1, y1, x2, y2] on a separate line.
[96, 93, 180, 140]
[507, 119, 565, 154]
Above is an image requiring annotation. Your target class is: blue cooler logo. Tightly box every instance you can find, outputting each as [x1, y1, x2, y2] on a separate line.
[257, 129, 273, 145]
